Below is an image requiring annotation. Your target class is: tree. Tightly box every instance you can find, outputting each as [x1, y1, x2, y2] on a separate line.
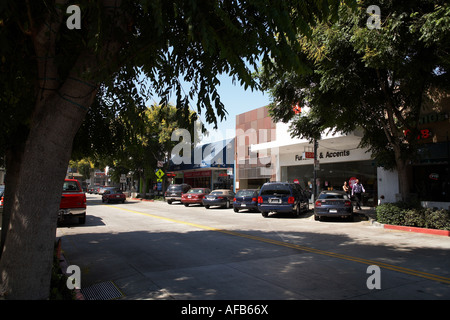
[0, 0, 347, 299]
[259, 0, 450, 201]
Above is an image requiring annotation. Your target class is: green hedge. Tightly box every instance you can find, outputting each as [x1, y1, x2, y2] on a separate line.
[376, 202, 450, 231]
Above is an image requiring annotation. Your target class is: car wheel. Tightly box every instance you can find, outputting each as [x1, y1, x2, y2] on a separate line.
[184, 203, 189, 207]
[167, 200, 172, 204]
[205, 205, 210, 209]
[261, 211, 268, 218]
[234, 208, 239, 213]
[314, 215, 320, 221]
[226, 200, 230, 209]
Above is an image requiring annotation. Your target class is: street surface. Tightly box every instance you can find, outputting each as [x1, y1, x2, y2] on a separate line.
[57, 194, 450, 300]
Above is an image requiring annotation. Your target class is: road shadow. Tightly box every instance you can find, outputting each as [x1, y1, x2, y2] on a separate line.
[58, 223, 450, 300]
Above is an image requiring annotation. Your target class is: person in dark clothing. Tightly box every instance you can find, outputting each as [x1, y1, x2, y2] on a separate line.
[352, 179, 365, 210]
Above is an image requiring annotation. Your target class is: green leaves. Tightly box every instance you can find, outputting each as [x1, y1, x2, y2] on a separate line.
[259, 0, 449, 172]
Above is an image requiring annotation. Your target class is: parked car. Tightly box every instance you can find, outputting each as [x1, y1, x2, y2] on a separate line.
[202, 189, 235, 209]
[59, 179, 87, 224]
[0, 185, 4, 207]
[102, 188, 126, 203]
[181, 188, 211, 207]
[165, 184, 191, 204]
[233, 189, 259, 212]
[0, 185, 4, 216]
[257, 182, 309, 218]
[314, 190, 353, 221]
[98, 186, 112, 195]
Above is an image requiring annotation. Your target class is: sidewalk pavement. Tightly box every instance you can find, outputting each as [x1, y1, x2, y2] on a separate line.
[356, 206, 377, 221]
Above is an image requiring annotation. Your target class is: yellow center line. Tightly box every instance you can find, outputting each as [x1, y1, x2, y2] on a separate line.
[107, 205, 450, 285]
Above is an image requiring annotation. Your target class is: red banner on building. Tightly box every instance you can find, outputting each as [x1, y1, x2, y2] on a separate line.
[184, 170, 211, 178]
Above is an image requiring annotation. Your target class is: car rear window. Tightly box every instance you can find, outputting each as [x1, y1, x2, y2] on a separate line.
[236, 190, 256, 197]
[168, 185, 182, 191]
[211, 191, 223, 195]
[260, 184, 290, 196]
[63, 181, 80, 192]
[318, 193, 348, 199]
[188, 188, 206, 193]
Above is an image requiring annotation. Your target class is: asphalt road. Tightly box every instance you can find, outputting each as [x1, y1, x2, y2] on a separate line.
[56, 194, 450, 301]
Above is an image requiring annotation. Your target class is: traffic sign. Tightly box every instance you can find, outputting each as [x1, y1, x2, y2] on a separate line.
[155, 169, 164, 179]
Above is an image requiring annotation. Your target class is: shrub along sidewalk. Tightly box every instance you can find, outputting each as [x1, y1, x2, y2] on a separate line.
[376, 202, 450, 235]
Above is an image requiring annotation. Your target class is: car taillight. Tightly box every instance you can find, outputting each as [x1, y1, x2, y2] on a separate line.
[257, 196, 263, 204]
[217, 196, 223, 199]
[233, 198, 236, 202]
[288, 196, 295, 204]
[315, 200, 322, 207]
[344, 200, 351, 207]
[252, 197, 257, 203]
[0, 196, 3, 206]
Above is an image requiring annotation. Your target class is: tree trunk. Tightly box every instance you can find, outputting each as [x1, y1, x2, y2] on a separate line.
[393, 145, 411, 202]
[0, 85, 95, 299]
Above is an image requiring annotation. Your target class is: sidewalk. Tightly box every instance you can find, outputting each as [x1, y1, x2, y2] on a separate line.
[355, 206, 377, 221]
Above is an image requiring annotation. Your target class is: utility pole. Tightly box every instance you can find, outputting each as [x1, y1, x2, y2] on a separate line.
[313, 139, 319, 201]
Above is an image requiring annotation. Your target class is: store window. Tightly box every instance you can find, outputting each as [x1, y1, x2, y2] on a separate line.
[282, 160, 377, 206]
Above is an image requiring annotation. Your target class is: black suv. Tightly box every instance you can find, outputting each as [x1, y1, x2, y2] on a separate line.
[257, 182, 309, 218]
[164, 184, 191, 204]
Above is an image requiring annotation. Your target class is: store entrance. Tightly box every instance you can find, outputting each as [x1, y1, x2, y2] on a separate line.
[282, 160, 378, 206]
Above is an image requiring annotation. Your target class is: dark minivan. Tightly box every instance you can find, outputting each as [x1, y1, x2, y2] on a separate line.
[257, 182, 309, 218]
[164, 183, 191, 204]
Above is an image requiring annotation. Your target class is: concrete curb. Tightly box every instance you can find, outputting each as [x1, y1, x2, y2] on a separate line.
[367, 218, 450, 237]
[56, 238, 84, 300]
[383, 224, 450, 237]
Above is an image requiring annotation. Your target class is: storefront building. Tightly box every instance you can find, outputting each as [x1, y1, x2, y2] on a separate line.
[249, 120, 379, 205]
[235, 105, 277, 189]
[169, 138, 235, 190]
[236, 97, 450, 208]
[412, 94, 450, 206]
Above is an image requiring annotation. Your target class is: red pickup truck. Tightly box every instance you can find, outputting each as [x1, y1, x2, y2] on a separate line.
[59, 179, 87, 224]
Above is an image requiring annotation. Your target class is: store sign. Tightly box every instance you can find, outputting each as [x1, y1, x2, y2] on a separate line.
[295, 150, 351, 161]
[184, 170, 211, 178]
[295, 153, 314, 161]
[319, 150, 350, 159]
[429, 173, 439, 180]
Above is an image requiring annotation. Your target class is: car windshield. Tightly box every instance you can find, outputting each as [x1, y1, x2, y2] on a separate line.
[318, 193, 348, 200]
[236, 190, 256, 197]
[63, 181, 80, 192]
[211, 191, 223, 195]
[188, 188, 206, 193]
[260, 184, 290, 196]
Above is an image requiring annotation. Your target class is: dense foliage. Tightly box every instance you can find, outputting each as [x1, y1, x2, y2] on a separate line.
[376, 202, 450, 230]
[259, 0, 450, 199]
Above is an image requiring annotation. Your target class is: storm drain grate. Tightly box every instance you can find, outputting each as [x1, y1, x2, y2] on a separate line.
[80, 281, 124, 300]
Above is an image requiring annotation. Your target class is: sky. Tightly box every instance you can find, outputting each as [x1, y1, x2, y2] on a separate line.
[201, 74, 272, 139]
[148, 72, 273, 143]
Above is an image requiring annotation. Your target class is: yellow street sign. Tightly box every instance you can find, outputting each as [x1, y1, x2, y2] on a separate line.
[155, 169, 164, 179]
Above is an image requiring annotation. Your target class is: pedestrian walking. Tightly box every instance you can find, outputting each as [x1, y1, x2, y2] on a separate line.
[352, 179, 365, 210]
[342, 181, 350, 195]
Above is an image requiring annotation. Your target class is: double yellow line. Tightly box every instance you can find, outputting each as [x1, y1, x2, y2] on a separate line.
[108, 205, 450, 285]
